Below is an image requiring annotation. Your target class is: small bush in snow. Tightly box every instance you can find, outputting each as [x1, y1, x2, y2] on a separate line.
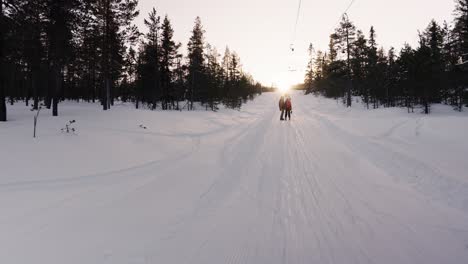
[61, 120, 77, 134]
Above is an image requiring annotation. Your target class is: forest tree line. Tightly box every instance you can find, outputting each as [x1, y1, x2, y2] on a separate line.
[0, 0, 265, 122]
[304, 0, 468, 114]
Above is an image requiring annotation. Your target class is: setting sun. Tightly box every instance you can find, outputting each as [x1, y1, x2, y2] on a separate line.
[277, 85, 290, 94]
[276, 70, 303, 93]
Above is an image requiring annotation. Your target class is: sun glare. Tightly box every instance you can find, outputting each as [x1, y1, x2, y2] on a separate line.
[276, 71, 302, 94]
[278, 85, 290, 94]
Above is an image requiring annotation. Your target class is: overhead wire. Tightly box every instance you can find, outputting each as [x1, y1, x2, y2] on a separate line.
[330, 0, 357, 33]
[288, 0, 303, 72]
[287, 0, 357, 72]
[291, 0, 303, 52]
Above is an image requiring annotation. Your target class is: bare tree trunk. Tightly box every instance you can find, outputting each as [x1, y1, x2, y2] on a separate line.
[45, 65, 52, 109]
[346, 26, 352, 107]
[0, 0, 6, 121]
[102, 0, 110, 111]
[32, 70, 39, 110]
[153, 28, 160, 111]
[0, 82, 5, 122]
[424, 87, 429, 114]
[105, 78, 110, 109]
[190, 73, 194, 110]
[459, 86, 463, 112]
[52, 66, 61, 116]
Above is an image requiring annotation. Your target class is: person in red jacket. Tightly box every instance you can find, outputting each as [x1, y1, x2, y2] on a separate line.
[284, 95, 292, 121]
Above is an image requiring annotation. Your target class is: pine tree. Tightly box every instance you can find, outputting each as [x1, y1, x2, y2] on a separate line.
[46, 0, 76, 116]
[142, 7, 161, 109]
[0, 0, 8, 121]
[160, 15, 180, 110]
[93, 0, 138, 110]
[222, 47, 231, 84]
[425, 20, 444, 104]
[324, 33, 347, 99]
[366, 26, 379, 108]
[304, 44, 315, 94]
[187, 17, 205, 110]
[442, 21, 463, 109]
[386, 47, 398, 107]
[335, 14, 356, 107]
[18, 0, 47, 110]
[205, 44, 222, 111]
[454, 0, 468, 108]
[74, 0, 100, 103]
[397, 44, 416, 112]
[375, 47, 389, 108]
[455, 0, 468, 56]
[314, 50, 326, 81]
[172, 53, 186, 110]
[415, 36, 432, 114]
[351, 30, 367, 107]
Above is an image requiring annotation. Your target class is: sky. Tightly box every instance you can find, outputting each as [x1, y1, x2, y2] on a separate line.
[135, 0, 455, 89]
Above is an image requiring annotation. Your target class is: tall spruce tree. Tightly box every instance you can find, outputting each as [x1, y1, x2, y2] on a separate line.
[46, 0, 76, 116]
[94, 0, 139, 110]
[160, 15, 180, 110]
[366, 26, 379, 108]
[335, 14, 356, 106]
[142, 7, 161, 109]
[0, 0, 8, 121]
[205, 44, 222, 111]
[187, 17, 205, 110]
[426, 20, 444, 104]
[304, 44, 315, 94]
[455, 0, 468, 56]
[386, 47, 398, 107]
[351, 30, 367, 107]
[455, 0, 468, 108]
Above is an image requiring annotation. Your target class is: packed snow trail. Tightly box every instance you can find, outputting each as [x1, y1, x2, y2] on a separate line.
[1, 92, 468, 264]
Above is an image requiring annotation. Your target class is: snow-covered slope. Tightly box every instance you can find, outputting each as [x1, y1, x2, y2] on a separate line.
[1, 93, 468, 264]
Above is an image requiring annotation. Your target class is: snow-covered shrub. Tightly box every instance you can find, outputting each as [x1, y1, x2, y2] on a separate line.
[61, 120, 77, 134]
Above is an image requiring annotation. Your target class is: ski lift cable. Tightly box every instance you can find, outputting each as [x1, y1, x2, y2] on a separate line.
[288, 0, 357, 54]
[287, 0, 356, 72]
[287, 0, 302, 72]
[329, 0, 357, 33]
[291, 0, 303, 51]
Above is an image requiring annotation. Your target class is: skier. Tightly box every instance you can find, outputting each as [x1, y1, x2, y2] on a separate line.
[284, 95, 292, 121]
[279, 95, 285, 120]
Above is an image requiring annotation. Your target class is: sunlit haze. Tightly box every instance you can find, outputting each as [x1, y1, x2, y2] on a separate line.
[136, 0, 455, 89]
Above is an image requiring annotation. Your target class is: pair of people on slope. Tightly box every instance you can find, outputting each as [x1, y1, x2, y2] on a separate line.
[279, 95, 292, 121]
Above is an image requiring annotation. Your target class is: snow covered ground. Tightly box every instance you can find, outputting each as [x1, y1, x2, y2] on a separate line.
[1, 92, 468, 264]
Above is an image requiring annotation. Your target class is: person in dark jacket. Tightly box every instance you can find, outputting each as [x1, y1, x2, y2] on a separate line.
[284, 95, 292, 120]
[279, 95, 285, 120]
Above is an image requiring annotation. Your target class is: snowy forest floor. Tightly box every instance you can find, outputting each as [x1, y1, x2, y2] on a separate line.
[1, 92, 468, 264]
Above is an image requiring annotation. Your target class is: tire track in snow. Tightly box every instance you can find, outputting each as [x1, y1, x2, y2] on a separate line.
[0, 136, 202, 233]
[142, 107, 276, 264]
[296, 99, 468, 263]
[0, 136, 199, 191]
[288, 100, 434, 263]
[314, 112, 468, 213]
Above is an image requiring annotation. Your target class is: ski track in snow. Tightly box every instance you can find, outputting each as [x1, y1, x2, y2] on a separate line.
[1, 92, 468, 264]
